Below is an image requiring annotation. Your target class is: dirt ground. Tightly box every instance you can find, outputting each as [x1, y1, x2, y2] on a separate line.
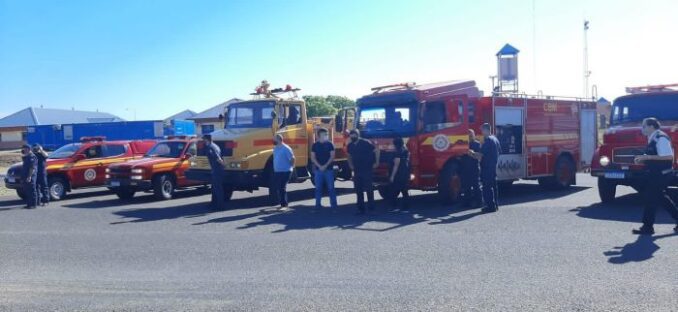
[0, 150, 22, 197]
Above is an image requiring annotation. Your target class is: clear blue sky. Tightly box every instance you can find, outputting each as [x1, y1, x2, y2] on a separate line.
[1, 0, 676, 120]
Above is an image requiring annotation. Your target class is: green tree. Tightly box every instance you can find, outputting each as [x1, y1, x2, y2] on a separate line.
[303, 95, 356, 117]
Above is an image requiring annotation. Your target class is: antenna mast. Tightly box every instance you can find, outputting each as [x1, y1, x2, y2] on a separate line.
[583, 20, 591, 99]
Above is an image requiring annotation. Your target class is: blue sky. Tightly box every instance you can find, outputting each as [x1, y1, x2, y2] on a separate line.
[1, 0, 676, 120]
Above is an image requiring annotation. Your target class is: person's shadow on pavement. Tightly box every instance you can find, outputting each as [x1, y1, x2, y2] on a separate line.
[603, 232, 677, 264]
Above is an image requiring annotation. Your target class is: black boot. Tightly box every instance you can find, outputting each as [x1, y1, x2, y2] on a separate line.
[632, 226, 654, 235]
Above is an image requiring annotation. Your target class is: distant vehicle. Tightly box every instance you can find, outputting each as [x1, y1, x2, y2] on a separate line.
[590, 84, 678, 203]
[4, 137, 156, 200]
[186, 83, 355, 203]
[27, 120, 195, 151]
[354, 80, 598, 203]
[105, 137, 206, 200]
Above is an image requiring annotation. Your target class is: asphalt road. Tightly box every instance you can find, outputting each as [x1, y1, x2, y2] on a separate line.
[0, 174, 676, 311]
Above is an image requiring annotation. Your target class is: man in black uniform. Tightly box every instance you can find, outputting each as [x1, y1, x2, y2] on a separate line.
[347, 129, 379, 215]
[468, 123, 501, 213]
[461, 129, 482, 208]
[632, 117, 678, 235]
[20, 144, 38, 209]
[203, 134, 226, 211]
[32, 144, 50, 206]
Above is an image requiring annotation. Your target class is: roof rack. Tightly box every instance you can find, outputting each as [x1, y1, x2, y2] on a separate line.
[625, 83, 678, 94]
[80, 136, 106, 142]
[250, 80, 301, 99]
[371, 82, 416, 94]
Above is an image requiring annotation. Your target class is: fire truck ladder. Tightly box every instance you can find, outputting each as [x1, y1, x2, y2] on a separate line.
[625, 83, 678, 94]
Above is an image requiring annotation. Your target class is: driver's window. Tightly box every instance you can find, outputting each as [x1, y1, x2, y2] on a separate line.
[85, 145, 103, 159]
[285, 104, 302, 126]
[102, 144, 126, 158]
[423, 102, 448, 132]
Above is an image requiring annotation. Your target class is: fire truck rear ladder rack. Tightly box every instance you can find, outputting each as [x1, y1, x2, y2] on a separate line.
[492, 91, 590, 102]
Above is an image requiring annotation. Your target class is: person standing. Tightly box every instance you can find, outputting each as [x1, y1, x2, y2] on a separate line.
[632, 117, 678, 235]
[387, 136, 410, 210]
[468, 123, 501, 213]
[20, 144, 38, 209]
[204, 134, 226, 211]
[311, 128, 338, 210]
[272, 134, 295, 211]
[347, 129, 379, 215]
[461, 129, 482, 208]
[32, 144, 50, 206]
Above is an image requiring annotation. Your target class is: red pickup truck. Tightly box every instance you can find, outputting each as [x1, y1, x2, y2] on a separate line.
[105, 137, 205, 200]
[4, 137, 156, 200]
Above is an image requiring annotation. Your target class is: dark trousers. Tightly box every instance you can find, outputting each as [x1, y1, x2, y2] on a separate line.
[388, 180, 409, 208]
[353, 171, 375, 212]
[23, 178, 38, 207]
[210, 171, 225, 210]
[461, 172, 482, 207]
[481, 174, 498, 211]
[36, 172, 49, 204]
[274, 171, 291, 207]
[641, 172, 678, 229]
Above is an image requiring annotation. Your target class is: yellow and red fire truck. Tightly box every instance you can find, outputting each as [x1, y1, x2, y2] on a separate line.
[591, 83, 678, 202]
[355, 80, 598, 203]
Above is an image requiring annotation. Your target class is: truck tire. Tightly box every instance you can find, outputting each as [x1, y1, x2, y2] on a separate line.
[438, 162, 461, 205]
[48, 176, 67, 201]
[153, 174, 175, 200]
[553, 156, 576, 189]
[16, 189, 26, 200]
[115, 189, 136, 200]
[598, 177, 616, 203]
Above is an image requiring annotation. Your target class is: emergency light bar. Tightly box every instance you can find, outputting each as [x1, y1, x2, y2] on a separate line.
[371, 82, 416, 93]
[80, 136, 106, 142]
[626, 83, 678, 94]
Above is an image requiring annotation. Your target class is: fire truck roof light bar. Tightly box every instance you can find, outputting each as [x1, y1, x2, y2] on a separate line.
[80, 136, 106, 142]
[371, 82, 417, 93]
[625, 83, 678, 94]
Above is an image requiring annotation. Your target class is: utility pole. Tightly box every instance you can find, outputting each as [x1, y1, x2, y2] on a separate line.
[583, 20, 591, 99]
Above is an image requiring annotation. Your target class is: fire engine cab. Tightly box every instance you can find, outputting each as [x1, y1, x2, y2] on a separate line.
[355, 80, 598, 203]
[4, 137, 156, 200]
[591, 83, 678, 202]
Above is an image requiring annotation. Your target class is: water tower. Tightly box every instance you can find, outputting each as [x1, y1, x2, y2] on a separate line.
[496, 43, 520, 93]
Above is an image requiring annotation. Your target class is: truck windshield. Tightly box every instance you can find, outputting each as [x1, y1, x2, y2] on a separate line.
[48, 143, 81, 159]
[611, 93, 678, 125]
[356, 101, 417, 138]
[225, 101, 275, 129]
[145, 141, 186, 158]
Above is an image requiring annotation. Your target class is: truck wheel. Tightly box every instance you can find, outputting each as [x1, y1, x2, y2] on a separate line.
[16, 189, 26, 200]
[115, 189, 136, 200]
[48, 177, 67, 201]
[438, 162, 461, 205]
[553, 156, 576, 189]
[598, 177, 616, 203]
[153, 174, 175, 200]
[498, 180, 513, 193]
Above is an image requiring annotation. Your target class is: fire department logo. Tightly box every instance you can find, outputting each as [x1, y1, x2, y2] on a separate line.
[432, 134, 450, 152]
[84, 168, 97, 181]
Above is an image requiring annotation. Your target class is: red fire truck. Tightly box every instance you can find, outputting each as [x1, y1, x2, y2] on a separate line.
[590, 84, 678, 202]
[4, 137, 156, 200]
[354, 80, 598, 203]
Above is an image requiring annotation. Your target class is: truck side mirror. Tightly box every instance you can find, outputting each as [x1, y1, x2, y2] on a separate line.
[182, 153, 192, 160]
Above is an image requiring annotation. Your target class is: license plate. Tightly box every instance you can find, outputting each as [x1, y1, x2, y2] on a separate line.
[604, 172, 625, 179]
[110, 181, 120, 187]
[8, 177, 15, 183]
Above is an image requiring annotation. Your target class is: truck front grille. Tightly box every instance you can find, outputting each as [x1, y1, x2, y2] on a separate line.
[613, 147, 645, 164]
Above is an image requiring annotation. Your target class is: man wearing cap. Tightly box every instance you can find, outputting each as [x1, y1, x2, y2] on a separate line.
[20, 144, 38, 209]
[347, 129, 380, 215]
[468, 123, 501, 213]
[203, 134, 225, 210]
[32, 144, 50, 206]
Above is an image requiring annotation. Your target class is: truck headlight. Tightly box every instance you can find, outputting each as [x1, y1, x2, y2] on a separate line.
[131, 175, 143, 180]
[599, 156, 610, 167]
[105, 168, 110, 173]
[105, 174, 110, 179]
[131, 168, 144, 174]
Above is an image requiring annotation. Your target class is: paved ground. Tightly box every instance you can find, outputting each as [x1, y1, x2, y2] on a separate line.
[0, 174, 676, 311]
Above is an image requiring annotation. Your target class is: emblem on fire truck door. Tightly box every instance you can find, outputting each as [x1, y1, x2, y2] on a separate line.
[432, 134, 450, 152]
[84, 168, 97, 181]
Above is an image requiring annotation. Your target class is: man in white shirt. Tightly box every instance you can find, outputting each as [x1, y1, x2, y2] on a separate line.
[633, 117, 678, 235]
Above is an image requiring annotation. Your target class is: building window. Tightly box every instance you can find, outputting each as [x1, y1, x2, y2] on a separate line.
[201, 124, 215, 134]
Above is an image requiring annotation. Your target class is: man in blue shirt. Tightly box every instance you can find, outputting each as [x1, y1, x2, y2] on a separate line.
[311, 128, 338, 210]
[461, 129, 482, 208]
[20, 144, 38, 209]
[32, 144, 50, 206]
[468, 123, 501, 213]
[204, 134, 225, 211]
[272, 134, 295, 211]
